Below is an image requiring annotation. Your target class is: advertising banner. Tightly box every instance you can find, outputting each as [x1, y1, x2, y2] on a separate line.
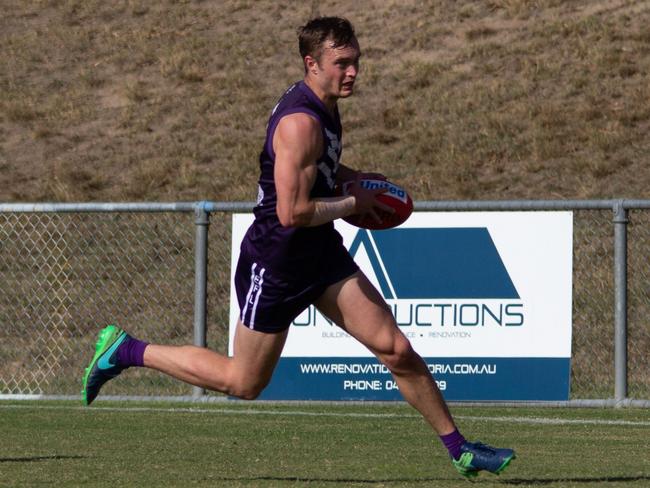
[229, 212, 573, 401]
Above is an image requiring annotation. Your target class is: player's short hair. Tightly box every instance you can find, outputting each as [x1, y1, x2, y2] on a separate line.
[298, 16, 356, 65]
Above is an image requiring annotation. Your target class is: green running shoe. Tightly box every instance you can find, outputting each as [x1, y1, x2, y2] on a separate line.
[82, 325, 129, 405]
[452, 441, 515, 478]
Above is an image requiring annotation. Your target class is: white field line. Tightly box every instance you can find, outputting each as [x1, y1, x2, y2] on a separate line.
[1, 403, 649, 427]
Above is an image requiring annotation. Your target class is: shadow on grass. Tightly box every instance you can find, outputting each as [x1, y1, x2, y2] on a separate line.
[207, 477, 445, 484]
[0, 455, 85, 463]
[501, 476, 650, 485]
[206, 475, 650, 485]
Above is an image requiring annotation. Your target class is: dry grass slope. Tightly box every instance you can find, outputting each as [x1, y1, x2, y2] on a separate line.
[1, 0, 649, 202]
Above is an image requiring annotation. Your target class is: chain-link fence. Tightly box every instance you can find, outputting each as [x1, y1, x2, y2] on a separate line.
[627, 208, 650, 400]
[0, 201, 648, 404]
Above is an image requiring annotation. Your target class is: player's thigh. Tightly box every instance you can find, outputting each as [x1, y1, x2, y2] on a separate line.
[230, 319, 288, 386]
[314, 270, 402, 355]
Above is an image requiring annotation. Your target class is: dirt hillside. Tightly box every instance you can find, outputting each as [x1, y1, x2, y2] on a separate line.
[1, 0, 649, 202]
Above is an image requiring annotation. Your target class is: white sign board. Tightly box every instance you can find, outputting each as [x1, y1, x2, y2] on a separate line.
[228, 212, 573, 401]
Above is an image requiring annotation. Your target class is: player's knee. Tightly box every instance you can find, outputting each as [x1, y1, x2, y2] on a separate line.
[379, 334, 418, 374]
[226, 376, 269, 400]
[228, 384, 262, 400]
[231, 387, 262, 401]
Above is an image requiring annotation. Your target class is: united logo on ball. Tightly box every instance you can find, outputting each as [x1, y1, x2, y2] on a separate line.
[339, 178, 413, 230]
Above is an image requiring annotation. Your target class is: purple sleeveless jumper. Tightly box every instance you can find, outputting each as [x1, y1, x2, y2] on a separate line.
[234, 81, 358, 332]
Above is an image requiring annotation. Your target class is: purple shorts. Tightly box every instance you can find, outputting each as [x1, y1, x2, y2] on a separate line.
[234, 243, 359, 333]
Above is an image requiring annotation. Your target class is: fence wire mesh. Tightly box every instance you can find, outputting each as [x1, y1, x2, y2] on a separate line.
[571, 210, 614, 398]
[627, 209, 650, 399]
[0, 212, 196, 396]
[0, 206, 648, 402]
[206, 212, 234, 358]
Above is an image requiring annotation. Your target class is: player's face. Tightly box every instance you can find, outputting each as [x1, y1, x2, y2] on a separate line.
[309, 37, 361, 100]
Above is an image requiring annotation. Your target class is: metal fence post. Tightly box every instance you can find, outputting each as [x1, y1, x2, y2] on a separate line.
[192, 203, 210, 400]
[613, 200, 628, 406]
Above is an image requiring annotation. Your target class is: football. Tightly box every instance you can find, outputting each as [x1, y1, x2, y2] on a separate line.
[339, 178, 413, 230]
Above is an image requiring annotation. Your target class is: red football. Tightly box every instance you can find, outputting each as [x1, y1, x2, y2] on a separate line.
[339, 178, 413, 230]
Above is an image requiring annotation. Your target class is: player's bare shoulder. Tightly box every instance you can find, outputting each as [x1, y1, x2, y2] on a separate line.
[273, 112, 324, 162]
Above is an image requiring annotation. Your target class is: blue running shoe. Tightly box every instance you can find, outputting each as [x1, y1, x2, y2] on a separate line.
[452, 441, 515, 478]
[82, 325, 129, 405]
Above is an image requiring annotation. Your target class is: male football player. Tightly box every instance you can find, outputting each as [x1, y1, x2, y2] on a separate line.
[83, 16, 514, 478]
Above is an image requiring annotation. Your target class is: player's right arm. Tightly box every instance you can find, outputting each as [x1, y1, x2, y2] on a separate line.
[274, 113, 389, 227]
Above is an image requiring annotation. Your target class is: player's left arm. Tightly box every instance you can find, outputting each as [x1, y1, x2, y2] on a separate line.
[274, 115, 391, 228]
[274, 114, 370, 227]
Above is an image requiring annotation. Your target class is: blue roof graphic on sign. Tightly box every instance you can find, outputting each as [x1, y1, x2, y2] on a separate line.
[349, 228, 519, 300]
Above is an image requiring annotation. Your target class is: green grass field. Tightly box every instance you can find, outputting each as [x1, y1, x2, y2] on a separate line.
[1, 401, 649, 487]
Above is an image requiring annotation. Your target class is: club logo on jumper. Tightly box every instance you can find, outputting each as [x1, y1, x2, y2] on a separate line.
[318, 128, 341, 190]
[348, 228, 524, 329]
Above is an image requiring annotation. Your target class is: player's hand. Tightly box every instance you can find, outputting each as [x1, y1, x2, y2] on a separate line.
[348, 173, 395, 223]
